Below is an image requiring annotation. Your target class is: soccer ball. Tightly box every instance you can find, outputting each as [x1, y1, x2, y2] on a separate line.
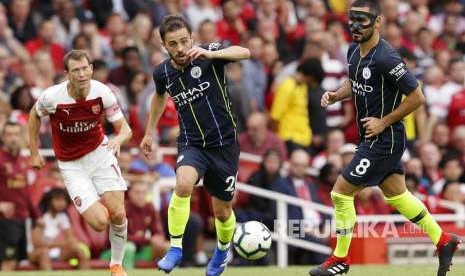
[233, 221, 272, 260]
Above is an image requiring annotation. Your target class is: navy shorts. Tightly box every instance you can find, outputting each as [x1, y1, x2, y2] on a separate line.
[176, 142, 240, 201]
[341, 141, 404, 187]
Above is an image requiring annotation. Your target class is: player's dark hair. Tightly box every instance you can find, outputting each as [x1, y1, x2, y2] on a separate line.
[63, 49, 92, 71]
[351, 0, 381, 16]
[159, 15, 192, 41]
[297, 58, 325, 84]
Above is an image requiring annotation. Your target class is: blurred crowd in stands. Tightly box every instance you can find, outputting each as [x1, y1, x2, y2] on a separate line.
[0, 0, 465, 270]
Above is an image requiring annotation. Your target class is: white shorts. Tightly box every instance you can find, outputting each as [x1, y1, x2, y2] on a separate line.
[57, 139, 127, 213]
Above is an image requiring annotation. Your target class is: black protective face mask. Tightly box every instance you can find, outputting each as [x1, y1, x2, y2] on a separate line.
[349, 10, 377, 33]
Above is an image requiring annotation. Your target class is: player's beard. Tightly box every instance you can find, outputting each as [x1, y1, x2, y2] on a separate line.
[352, 27, 374, 43]
[169, 52, 190, 68]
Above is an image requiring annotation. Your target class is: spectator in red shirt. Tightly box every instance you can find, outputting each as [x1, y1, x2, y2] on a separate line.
[125, 181, 168, 263]
[216, 0, 247, 45]
[25, 20, 65, 73]
[238, 111, 287, 160]
[0, 121, 39, 271]
[156, 97, 179, 146]
[447, 88, 465, 131]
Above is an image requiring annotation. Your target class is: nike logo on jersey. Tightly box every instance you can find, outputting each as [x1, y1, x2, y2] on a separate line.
[349, 171, 362, 177]
[165, 83, 174, 90]
[63, 109, 70, 115]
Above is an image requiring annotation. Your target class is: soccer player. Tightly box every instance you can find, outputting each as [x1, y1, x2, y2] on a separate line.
[140, 15, 250, 276]
[28, 50, 132, 276]
[309, 1, 461, 276]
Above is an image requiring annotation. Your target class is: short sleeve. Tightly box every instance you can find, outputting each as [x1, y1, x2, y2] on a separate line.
[101, 84, 124, 122]
[201, 43, 231, 66]
[35, 91, 53, 117]
[379, 49, 419, 95]
[153, 67, 166, 96]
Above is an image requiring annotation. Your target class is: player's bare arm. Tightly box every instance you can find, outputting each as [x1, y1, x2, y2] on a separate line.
[140, 93, 168, 159]
[28, 104, 45, 169]
[321, 79, 352, 108]
[186, 46, 251, 61]
[108, 117, 132, 157]
[363, 85, 425, 138]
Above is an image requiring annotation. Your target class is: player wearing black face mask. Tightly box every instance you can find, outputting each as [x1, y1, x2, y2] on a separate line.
[309, 1, 461, 276]
[348, 10, 378, 43]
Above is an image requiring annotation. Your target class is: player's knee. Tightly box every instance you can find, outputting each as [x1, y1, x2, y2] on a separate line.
[214, 208, 232, 222]
[109, 209, 126, 225]
[91, 217, 110, 232]
[175, 182, 194, 197]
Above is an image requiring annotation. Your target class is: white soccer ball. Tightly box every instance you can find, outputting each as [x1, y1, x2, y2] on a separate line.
[233, 221, 272, 260]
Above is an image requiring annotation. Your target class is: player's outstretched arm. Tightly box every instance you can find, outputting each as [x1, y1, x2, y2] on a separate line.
[187, 46, 251, 61]
[140, 93, 168, 159]
[108, 117, 132, 156]
[363, 85, 425, 139]
[321, 79, 352, 108]
[28, 105, 45, 169]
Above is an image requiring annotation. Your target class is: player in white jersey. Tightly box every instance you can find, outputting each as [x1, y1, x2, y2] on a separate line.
[28, 50, 132, 276]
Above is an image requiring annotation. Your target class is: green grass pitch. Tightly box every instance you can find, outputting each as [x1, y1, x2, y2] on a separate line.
[2, 265, 465, 276]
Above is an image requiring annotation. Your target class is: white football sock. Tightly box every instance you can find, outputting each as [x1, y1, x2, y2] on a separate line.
[109, 219, 127, 266]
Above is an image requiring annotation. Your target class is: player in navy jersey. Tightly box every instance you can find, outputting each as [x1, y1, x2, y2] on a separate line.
[140, 15, 250, 276]
[309, 1, 460, 276]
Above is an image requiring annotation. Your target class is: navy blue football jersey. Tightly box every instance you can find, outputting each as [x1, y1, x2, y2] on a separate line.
[347, 38, 419, 153]
[153, 43, 237, 148]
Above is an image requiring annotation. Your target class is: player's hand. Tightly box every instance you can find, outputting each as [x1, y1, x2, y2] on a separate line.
[321, 91, 338, 108]
[107, 139, 121, 157]
[361, 117, 388, 138]
[140, 135, 153, 160]
[30, 153, 45, 169]
[187, 47, 213, 60]
[0, 202, 15, 219]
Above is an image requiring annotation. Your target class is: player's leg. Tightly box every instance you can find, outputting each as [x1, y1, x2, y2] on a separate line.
[211, 197, 235, 251]
[380, 174, 461, 276]
[101, 191, 127, 270]
[309, 176, 361, 276]
[157, 165, 199, 272]
[205, 197, 235, 276]
[202, 144, 239, 276]
[58, 160, 108, 231]
[332, 177, 361, 258]
[169, 165, 197, 247]
[81, 201, 111, 231]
